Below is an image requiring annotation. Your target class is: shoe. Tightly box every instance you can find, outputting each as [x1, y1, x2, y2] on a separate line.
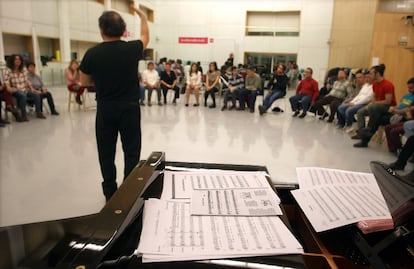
[140, 101, 145, 106]
[194, 104, 199, 107]
[292, 110, 300, 117]
[327, 118, 334, 123]
[259, 105, 265, 115]
[75, 96, 82, 105]
[353, 141, 368, 148]
[351, 134, 361, 140]
[209, 104, 216, 109]
[22, 116, 29, 122]
[249, 108, 254, 113]
[388, 161, 405, 171]
[229, 105, 235, 111]
[185, 104, 189, 107]
[319, 112, 329, 120]
[37, 113, 46, 119]
[221, 106, 227, 111]
[298, 112, 307, 118]
[337, 125, 344, 129]
[204, 103, 207, 107]
[0, 123, 5, 128]
[345, 126, 356, 133]
[148, 103, 152, 107]
[158, 102, 163, 106]
[236, 107, 245, 111]
[51, 111, 59, 116]
[172, 99, 177, 104]
[0, 119, 10, 124]
[164, 100, 167, 104]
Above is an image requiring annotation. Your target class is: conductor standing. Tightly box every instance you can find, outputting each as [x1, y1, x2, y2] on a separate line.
[80, 5, 149, 201]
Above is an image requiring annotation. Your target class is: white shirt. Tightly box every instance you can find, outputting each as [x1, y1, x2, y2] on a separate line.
[187, 71, 202, 87]
[352, 83, 373, 105]
[142, 69, 159, 86]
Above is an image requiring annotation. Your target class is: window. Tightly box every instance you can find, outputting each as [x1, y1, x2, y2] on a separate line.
[378, 0, 414, 12]
[246, 11, 300, 37]
[244, 52, 297, 75]
[112, 0, 131, 14]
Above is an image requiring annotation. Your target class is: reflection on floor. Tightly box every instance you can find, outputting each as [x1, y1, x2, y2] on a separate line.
[0, 87, 408, 227]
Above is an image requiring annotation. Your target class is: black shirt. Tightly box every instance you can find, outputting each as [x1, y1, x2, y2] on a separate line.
[160, 70, 177, 90]
[80, 40, 143, 103]
[269, 73, 289, 92]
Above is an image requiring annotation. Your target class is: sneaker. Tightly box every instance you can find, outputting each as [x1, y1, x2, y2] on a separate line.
[37, 113, 46, 119]
[298, 112, 307, 118]
[353, 141, 368, 148]
[292, 110, 300, 117]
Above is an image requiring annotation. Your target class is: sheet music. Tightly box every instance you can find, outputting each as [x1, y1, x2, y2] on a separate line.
[137, 199, 303, 263]
[292, 167, 392, 232]
[191, 189, 282, 216]
[161, 170, 276, 200]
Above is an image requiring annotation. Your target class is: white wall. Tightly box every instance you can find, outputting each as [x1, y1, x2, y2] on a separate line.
[152, 0, 334, 83]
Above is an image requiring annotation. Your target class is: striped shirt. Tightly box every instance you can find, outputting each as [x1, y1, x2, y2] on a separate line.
[228, 74, 244, 89]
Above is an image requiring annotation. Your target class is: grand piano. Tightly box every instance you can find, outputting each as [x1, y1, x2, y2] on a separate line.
[0, 152, 413, 269]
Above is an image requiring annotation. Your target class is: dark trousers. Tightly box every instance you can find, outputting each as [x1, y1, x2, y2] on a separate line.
[40, 92, 57, 113]
[204, 87, 218, 105]
[223, 90, 237, 107]
[289, 93, 312, 112]
[396, 135, 414, 168]
[313, 95, 343, 121]
[385, 122, 404, 153]
[162, 86, 180, 103]
[147, 87, 161, 103]
[238, 89, 257, 109]
[96, 101, 141, 200]
[367, 104, 391, 134]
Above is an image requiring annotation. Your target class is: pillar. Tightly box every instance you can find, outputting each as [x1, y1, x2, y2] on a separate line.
[58, 0, 71, 63]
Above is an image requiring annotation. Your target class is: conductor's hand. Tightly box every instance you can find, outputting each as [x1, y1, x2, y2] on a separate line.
[130, 3, 146, 18]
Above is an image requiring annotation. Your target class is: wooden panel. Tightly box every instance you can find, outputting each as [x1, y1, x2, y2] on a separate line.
[328, 0, 377, 69]
[370, 11, 414, 101]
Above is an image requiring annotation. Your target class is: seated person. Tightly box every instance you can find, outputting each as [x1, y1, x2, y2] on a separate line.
[313, 70, 352, 122]
[337, 70, 373, 130]
[354, 64, 397, 148]
[142, 62, 161, 106]
[259, 64, 289, 115]
[388, 135, 414, 181]
[26, 62, 59, 115]
[238, 66, 261, 112]
[204, 62, 221, 108]
[65, 60, 87, 105]
[221, 66, 244, 111]
[4, 54, 46, 121]
[0, 80, 21, 124]
[289, 67, 319, 118]
[185, 63, 202, 107]
[160, 62, 180, 105]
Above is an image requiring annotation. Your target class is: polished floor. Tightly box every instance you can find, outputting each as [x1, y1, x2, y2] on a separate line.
[0, 87, 407, 227]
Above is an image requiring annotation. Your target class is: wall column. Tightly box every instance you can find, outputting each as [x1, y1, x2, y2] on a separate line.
[58, 0, 71, 64]
[104, 0, 111, 10]
[0, 27, 5, 68]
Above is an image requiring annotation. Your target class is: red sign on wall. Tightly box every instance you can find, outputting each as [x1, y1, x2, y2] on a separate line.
[178, 37, 209, 44]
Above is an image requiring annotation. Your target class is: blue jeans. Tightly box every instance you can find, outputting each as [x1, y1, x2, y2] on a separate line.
[26, 91, 42, 113]
[12, 91, 27, 117]
[289, 94, 312, 112]
[337, 103, 365, 127]
[263, 90, 285, 111]
[404, 120, 414, 138]
[139, 86, 145, 102]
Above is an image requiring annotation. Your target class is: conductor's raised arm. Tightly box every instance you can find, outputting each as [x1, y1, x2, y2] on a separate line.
[131, 4, 149, 49]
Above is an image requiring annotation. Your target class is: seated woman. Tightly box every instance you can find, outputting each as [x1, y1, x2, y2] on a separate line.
[204, 62, 220, 108]
[3, 54, 46, 121]
[185, 63, 201, 107]
[26, 62, 59, 115]
[259, 64, 289, 115]
[0, 80, 21, 124]
[65, 60, 87, 105]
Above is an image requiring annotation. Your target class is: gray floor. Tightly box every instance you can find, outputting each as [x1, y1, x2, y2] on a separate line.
[0, 87, 404, 227]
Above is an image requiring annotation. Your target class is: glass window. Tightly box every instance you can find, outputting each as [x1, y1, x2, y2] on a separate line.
[246, 11, 300, 37]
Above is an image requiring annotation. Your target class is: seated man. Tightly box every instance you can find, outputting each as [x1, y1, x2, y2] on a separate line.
[160, 62, 180, 105]
[238, 66, 261, 112]
[221, 66, 244, 111]
[354, 64, 396, 148]
[337, 70, 373, 131]
[142, 62, 161, 106]
[289, 67, 319, 118]
[259, 64, 289, 115]
[4, 54, 46, 121]
[313, 69, 352, 122]
[26, 62, 59, 115]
